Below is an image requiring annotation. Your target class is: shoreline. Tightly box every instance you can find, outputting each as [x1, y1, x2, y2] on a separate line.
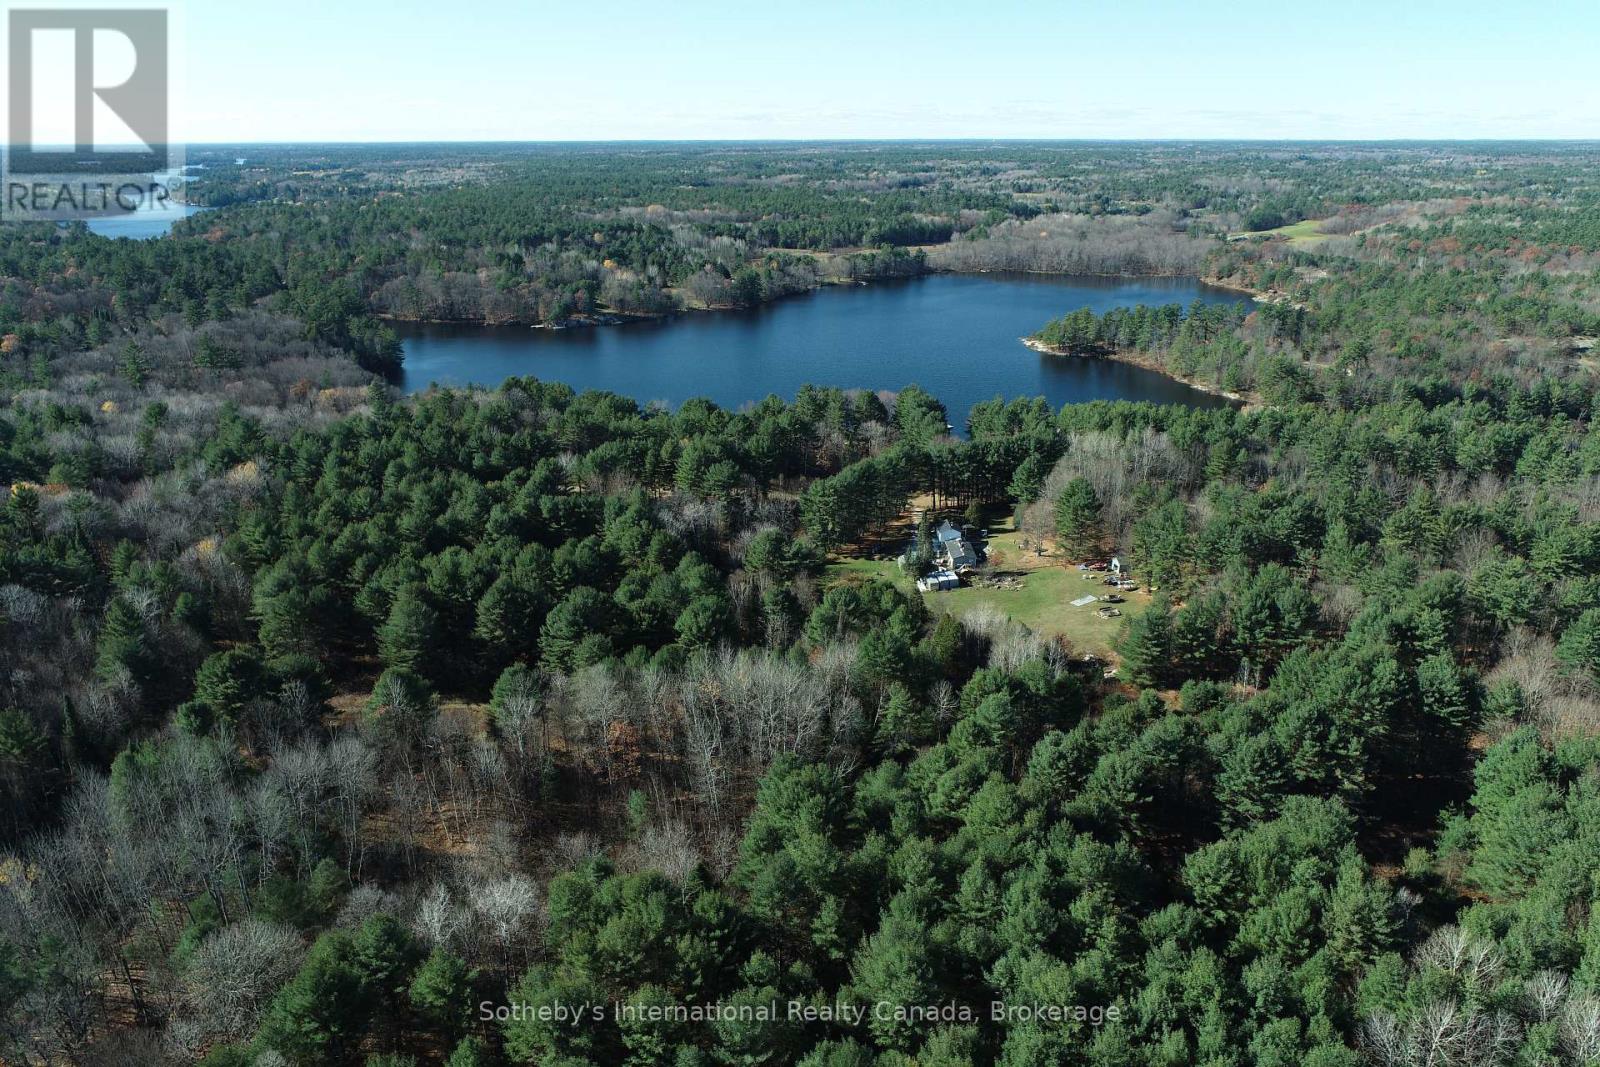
[379, 265, 1263, 332]
[1020, 336, 1258, 409]
[1198, 276, 1269, 301]
[378, 310, 651, 329]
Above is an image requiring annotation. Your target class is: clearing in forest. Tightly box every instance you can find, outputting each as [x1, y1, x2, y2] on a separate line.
[828, 517, 1151, 659]
[1228, 217, 1331, 246]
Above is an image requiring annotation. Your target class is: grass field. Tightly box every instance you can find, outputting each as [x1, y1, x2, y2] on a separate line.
[1229, 218, 1331, 247]
[827, 525, 1150, 658]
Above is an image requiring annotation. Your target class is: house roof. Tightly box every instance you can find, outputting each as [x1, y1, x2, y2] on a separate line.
[945, 540, 977, 567]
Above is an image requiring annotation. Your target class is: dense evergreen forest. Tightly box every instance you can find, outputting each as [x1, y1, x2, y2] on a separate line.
[4, 142, 1600, 1066]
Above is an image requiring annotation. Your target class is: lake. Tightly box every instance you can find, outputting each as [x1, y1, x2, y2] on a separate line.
[398, 272, 1252, 423]
[85, 203, 206, 239]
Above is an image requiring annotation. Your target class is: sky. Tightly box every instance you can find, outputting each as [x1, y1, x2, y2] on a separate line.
[155, 0, 1600, 141]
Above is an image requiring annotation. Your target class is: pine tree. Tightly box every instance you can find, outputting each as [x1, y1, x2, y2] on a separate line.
[1216, 733, 1287, 828]
[877, 684, 933, 753]
[912, 511, 935, 573]
[365, 668, 438, 755]
[1007, 453, 1048, 504]
[1053, 477, 1103, 560]
[924, 613, 964, 676]
[1416, 652, 1474, 731]
[848, 894, 940, 1052]
[352, 913, 419, 1004]
[1556, 608, 1600, 685]
[1324, 856, 1396, 976]
[473, 575, 532, 663]
[257, 931, 369, 1064]
[675, 595, 730, 649]
[96, 596, 153, 687]
[378, 586, 439, 675]
[190, 647, 265, 724]
[119, 342, 149, 388]
[1119, 595, 1174, 687]
[1171, 591, 1228, 678]
[445, 1038, 490, 1067]
[410, 947, 475, 1034]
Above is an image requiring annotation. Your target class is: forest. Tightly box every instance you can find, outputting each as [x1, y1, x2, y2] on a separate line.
[4, 141, 1600, 1066]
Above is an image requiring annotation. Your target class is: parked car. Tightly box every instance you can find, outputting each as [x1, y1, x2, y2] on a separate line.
[1096, 606, 1122, 618]
[1101, 594, 1124, 604]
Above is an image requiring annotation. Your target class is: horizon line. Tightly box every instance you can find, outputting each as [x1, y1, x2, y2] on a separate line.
[158, 136, 1600, 148]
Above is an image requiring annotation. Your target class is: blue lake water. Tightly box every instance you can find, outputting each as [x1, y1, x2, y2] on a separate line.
[85, 203, 205, 239]
[396, 273, 1250, 423]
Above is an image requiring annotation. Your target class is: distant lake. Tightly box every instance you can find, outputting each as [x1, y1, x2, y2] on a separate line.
[85, 203, 205, 239]
[397, 273, 1252, 424]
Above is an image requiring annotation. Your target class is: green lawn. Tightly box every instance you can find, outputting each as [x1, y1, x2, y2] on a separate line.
[1230, 218, 1330, 246]
[827, 557, 909, 583]
[826, 551, 1147, 658]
